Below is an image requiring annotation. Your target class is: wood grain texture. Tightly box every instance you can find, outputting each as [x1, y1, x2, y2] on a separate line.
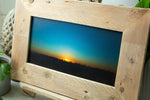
[11, 0, 150, 100]
[15, 63, 123, 100]
[20, 82, 74, 100]
[19, 0, 149, 32]
[115, 13, 150, 100]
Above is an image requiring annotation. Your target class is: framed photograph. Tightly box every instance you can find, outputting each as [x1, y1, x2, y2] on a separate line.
[11, 0, 150, 100]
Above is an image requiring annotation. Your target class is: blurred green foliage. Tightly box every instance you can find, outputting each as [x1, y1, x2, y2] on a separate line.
[0, 61, 12, 84]
[136, 0, 150, 8]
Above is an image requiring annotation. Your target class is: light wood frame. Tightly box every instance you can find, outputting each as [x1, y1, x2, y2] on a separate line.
[11, 0, 150, 100]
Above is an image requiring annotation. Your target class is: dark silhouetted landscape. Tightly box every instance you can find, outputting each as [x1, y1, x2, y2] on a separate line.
[28, 51, 116, 86]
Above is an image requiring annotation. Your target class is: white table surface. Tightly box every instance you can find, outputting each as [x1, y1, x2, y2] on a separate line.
[2, 81, 53, 100]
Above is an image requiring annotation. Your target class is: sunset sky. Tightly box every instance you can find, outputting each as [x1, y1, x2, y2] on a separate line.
[29, 17, 122, 72]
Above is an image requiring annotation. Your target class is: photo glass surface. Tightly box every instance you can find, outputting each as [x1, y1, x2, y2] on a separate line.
[28, 17, 122, 86]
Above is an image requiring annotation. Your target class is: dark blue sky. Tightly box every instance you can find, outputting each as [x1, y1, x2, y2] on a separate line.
[29, 17, 122, 72]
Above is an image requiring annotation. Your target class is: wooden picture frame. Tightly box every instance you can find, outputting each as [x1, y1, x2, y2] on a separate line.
[11, 0, 150, 100]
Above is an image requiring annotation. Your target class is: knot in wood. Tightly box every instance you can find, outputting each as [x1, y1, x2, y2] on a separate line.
[109, 96, 116, 100]
[90, 0, 95, 2]
[29, 0, 34, 3]
[20, 30, 22, 33]
[23, 68, 28, 74]
[44, 72, 51, 79]
[84, 90, 88, 93]
[129, 58, 134, 64]
[84, 95, 90, 100]
[46, 0, 51, 4]
[119, 87, 124, 93]
[22, 18, 25, 22]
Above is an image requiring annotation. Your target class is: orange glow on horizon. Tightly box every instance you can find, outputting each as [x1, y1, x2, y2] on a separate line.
[60, 57, 75, 63]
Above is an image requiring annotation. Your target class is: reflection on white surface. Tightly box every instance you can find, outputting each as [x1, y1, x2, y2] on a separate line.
[102, 0, 139, 7]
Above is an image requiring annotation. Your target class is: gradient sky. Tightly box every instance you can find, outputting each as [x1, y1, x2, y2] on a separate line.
[29, 17, 122, 72]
